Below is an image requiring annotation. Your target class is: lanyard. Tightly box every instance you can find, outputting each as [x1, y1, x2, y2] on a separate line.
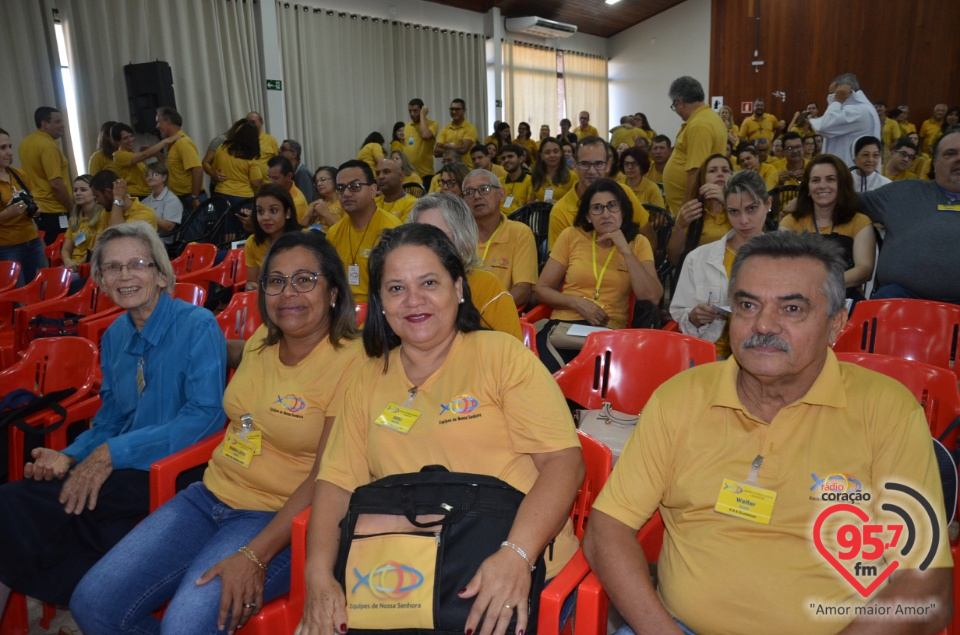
[812, 216, 832, 235]
[591, 232, 616, 301]
[936, 185, 960, 203]
[481, 217, 504, 262]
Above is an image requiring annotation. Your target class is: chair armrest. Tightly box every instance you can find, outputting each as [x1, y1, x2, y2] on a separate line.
[539, 547, 590, 633]
[150, 428, 225, 511]
[574, 571, 609, 635]
[523, 303, 552, 323]
[287, 506, 312, 620]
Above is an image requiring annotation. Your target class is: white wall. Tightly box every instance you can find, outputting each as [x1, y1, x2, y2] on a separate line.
[608, 0, 711, 142]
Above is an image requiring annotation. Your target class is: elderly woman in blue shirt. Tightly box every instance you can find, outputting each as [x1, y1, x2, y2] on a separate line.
[0, 221, 227, 613]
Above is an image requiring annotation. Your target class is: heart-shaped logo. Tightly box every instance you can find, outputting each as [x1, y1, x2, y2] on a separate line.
[813, 503, 899, 597]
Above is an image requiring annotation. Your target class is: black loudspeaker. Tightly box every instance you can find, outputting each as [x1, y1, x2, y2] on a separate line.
[124, 61, 176, 134]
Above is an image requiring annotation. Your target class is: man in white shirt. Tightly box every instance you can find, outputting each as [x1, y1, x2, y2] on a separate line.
[810, 73, 881, 168]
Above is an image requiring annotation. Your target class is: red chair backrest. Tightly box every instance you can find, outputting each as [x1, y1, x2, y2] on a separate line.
[178, 248, 244, 288]
[0, 337, 99, 400]
[78, 311, 124, 350]
[554, 329, 717, 413]
[834, 299, 960, 381]
[173, 282, 207, 306]
[13, 279, 117, 352]
[0, 261, 20, 293]
[170, 243, 218, 277]
[571, 430, 613, 539]
[44, 234, 65, 267]
[355, 302, 367, 327]
[216, 292, 263, 340]
[520, 321, 538, 358]
[836, 352, 960, 448]
[0, 268, 73, 331]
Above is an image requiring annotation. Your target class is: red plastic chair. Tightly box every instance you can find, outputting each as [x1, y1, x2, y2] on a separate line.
[554, 330, 717, 414]
[11, 278, 116, 353]
[44, 233, 66, 267]
[0, 268, 72, 331]
[836, 353, 960, 451]
[77, 310, 124, 350]
[215, 292, 262, 341]
[520, 320, 538, 358]
[355, 302, 368, 327]
[834, 299, 960, 381]
[173, 282, 207, 307]
[169, 243, 218, 277]
[574, 512, 665, 635]
[0, 261, 20, 293]
[178, 248, 243, 288]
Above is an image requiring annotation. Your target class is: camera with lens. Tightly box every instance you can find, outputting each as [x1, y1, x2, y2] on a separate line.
[10, 190, 40, 218]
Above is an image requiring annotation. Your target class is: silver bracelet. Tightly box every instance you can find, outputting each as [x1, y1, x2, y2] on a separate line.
[500, 540, 535, 571]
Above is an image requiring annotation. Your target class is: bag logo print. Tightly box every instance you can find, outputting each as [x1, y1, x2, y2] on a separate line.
[352, 561, 425, 599]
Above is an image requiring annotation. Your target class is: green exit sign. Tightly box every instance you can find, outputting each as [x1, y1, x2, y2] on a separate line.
[266, 79, 282, 91]
[496, 99, 502, 108]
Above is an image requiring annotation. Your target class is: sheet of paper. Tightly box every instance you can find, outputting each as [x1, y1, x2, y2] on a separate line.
[566, 324, 612, 337]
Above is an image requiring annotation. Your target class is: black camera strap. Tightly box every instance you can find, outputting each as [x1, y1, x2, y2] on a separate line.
[2, 169, 32, 208]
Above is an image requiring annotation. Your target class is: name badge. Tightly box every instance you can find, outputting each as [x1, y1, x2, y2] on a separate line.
[937, 204, 960, 212]
[544, 188, 554, 201]
[503, 195, 515, 208]
[222, 433, 258, 468]
[714, 478, 777, 524]
[75, 231, 86, 246]
[58, 214, 68, 229]
[408, 137, 415, 146]
[348, 264, 360, 286]
[374, 401, 421, 434]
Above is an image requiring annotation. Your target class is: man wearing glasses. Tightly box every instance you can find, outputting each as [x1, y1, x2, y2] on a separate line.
[662, 76, 727, 217]
[882, 137, 919, 181]
[325, 160, 400, 302]
[463, 169, 538, 307]
[435, 99, 478, 168]
[547, 136, 654, 250]
[773, 131, 808, 186]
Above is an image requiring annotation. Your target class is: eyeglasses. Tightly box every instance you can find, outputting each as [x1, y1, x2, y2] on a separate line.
[622, 160, 640, 169]
[280, 146, 293, 153]
[589, 200, 622, 216]
[335, 180, 373, 194]
[101, 259, 156, 278]
[897, 150, 917, 161]
[316, 176, 333, 183]
[577, 160, 608, 173]
[260, 271, 323, 295]
[439, 179, 459, 189]
[785, 145, 803, 153]
[462, 184, 501, 198]
[670, 98, 680, 112]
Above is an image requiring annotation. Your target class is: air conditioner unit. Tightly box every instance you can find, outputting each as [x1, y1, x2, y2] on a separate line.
[504, 16, 577, 39]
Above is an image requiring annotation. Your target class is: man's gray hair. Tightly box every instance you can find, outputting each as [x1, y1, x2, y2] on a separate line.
[668, 76, 705, 104]
[833, 73, 861, 92]
[729, 232, 846, 316]
[282, 139, 302, 161]
[406, 193, 483, 272]
[90, 222, 176, 296]
[464, 168, 499, 186]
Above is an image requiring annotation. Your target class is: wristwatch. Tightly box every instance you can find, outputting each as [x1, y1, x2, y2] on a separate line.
[113, 199, 125, 208]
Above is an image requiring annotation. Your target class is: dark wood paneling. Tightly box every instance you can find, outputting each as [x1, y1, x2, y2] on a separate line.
[425, 0, 686, 38]
[710, 0, 960, 133]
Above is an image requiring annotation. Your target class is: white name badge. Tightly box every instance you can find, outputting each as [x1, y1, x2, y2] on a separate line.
[504, 195, 514, 208]
[58, 214, 68, 229]
[75, 231, 86, 246]
[348, 264, 361, 286]
[544, 188, 554, 201]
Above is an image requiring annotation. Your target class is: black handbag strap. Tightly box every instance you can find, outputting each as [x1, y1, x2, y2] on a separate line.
[938, 415, 960, 444]
[400, 486, 476, 527]
[0, 387, 77, 436]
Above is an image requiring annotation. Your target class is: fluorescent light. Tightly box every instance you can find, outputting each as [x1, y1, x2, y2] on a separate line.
[605, 0, 622, 4]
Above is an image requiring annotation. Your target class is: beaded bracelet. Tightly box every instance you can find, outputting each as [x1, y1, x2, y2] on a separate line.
[500, 541, 535, 571]
[238, 545, 268, 571]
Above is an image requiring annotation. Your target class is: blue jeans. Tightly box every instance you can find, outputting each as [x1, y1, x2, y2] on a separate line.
[0, 237, 48, 286]
[70, 482, 292, 635]
[614, 617, 697, 634]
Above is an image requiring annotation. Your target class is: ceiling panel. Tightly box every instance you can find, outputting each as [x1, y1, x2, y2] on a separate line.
[425, 0, 686, 38]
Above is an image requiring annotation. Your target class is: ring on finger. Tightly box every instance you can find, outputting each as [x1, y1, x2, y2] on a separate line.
[243, 601, 257, 609]
[503, 604, 512, 611]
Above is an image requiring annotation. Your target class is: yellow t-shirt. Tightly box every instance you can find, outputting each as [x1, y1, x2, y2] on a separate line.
[205, 327, 365, 511]
[0, 168, 39, 246]
[123, 199, 157, 229]
[244, 235, 272, 270]
[533, 171, 578, 203]
[375, 193, 417, 223]
[880, 118, 901, 159]
[770, 158, 809, 187]
[919, 118, 942, 155]
[883, 168, 918, 182]
[572, 124, 600, 139]
[356, 143, 385, 174]
[213, 145, 262, 198]
[610, 127, 638, 149]
[467, 268, 522, 341]
[477, 214, 539, 292]
[490, 163, 508, 180]
[403, 119, 439, 177]
[326, 209, 402, 303]
[626, 177, 665, 208]
[647, 163, 664, 185]
[725, 123, 740, 140]
[899, 121, 917, 136]
[436, 121, 479, 168]
[518, 138, 538, 167]
[499, 172, 534, 215]
[662, 105, 727, 215]
[318, 330, 581, 579]
[739, 112, 780, 141]
[290, 184, 309, 223]
[757, 162, 780, 191]
[548, 183, 650, 249]
[112, 149, 150, 196]
[88, 150, 114, 176]
[390, 139, 403, 153]
[166, 133, 202, 197]
[592, 353, 952, 634]
[257, 131, 280, 176]
[402, 173, 423, 187]
[779, 212, 872, 241]
[548, 226, 654, 330]
[65, 211, 109, 262]
[696, 207, 732, 247]
[18, 130, 70, 214]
